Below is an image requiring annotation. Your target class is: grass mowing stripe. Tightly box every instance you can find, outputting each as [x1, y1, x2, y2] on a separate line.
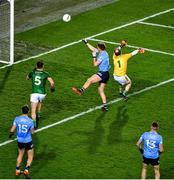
[0, 40, 82, 70]
[87, 8, 174, 39]
[1, 77, 174, 148]
[90, 38, 174, 56]
[138, 21, 174, 29]
[0, 8, 173, 70]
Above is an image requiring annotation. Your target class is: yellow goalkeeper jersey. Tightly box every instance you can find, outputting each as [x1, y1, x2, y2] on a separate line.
[113, 53, 132, 76]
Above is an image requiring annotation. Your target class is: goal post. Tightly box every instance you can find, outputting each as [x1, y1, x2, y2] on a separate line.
[0, 0, 14, 65]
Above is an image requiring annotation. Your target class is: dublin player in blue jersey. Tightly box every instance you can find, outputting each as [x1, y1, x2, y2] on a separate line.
[136, 122, 164, 179]
[72, 39, 110, 111]
[9, 106, 35, 177]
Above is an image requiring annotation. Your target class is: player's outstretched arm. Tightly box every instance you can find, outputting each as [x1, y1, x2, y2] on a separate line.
[131, 48, 145, 56]
[48, 77, 55, 92]
[82, 39, 99, 52]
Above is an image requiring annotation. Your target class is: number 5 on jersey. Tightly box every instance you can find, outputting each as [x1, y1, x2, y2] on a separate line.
[34, 76, 41, 85]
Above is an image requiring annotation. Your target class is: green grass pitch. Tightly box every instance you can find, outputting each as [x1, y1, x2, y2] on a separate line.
[0, 0, 174, 178]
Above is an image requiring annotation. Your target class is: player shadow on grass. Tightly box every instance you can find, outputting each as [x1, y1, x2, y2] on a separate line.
[107, 105, 129, 144]
[0, 66, 12, 94]
[69, 112, 106, 154]
[132, 78, 155, 92]
[30, 135, 57, 176]
[88, 112, 106, 154]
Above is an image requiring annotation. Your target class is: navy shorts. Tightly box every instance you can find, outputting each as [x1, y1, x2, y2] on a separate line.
[97, 71, 110, 84]
[18, 141, 33, 150]
[143, 156, 160, 166]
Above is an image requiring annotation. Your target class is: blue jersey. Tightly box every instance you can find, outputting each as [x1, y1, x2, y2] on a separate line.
[97, 51, 110, 72]
[13, 115, 34, 143]
[139, 131, 163, 159]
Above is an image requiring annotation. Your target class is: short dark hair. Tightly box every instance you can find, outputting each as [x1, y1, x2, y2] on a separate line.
[152, 122, 158, 128]
[114, 48, 121, 56]
[37, 61, 44, 69]
[22, 105, 29, 114]
[97, 42, 106, 50]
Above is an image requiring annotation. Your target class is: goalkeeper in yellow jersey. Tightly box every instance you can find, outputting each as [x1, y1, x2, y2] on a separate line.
[113, 40, 144, 99]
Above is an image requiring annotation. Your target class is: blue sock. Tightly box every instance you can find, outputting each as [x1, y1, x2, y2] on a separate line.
[25, 166, 30, 170]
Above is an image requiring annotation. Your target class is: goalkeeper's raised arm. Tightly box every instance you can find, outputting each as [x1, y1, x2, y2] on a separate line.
[116, 40, 127, 50]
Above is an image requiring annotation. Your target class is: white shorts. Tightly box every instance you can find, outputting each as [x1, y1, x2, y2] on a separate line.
[30, 93, 46, 103]
[113, 75, 131, 86]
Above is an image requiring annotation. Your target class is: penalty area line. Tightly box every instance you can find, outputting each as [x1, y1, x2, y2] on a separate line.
[1, 78, 174, 148]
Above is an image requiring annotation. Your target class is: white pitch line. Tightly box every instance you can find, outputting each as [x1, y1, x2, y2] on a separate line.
[86, 8, 174, 39]
[0, 40, 82, 70]
[138, 21, 174, 29]
[0, 8, 173, 70]
[1, 77, 174, 148]
[90, 38, 174, 57]
[0, 8, 174, 146]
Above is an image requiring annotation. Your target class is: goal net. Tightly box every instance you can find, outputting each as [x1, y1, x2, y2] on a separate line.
[0, 0, 14, 64]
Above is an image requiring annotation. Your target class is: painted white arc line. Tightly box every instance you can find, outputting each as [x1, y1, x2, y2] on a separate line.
[1, 78, 174, 147]
[138, 21, 174, 29]
[90, 38, 174, 57]
[0, 8, 173, 70]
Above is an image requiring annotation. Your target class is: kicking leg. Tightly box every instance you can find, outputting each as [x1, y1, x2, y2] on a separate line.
[72, 74, 101, 95]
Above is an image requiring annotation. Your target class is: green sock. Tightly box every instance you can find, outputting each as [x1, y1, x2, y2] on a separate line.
[32, 119, 36, 127]
[37, 111, 41, 117]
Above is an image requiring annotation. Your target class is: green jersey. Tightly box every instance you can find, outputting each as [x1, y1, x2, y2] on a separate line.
[28, 69, 50, 94]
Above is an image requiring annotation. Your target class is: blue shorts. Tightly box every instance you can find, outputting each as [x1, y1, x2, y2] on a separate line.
[97, 71, 110, 84]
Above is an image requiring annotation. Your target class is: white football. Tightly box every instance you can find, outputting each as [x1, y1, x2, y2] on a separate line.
[63, 14, 71, 22]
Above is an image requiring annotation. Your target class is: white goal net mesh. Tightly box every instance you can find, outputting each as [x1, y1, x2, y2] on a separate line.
[0, 0, 11, 64]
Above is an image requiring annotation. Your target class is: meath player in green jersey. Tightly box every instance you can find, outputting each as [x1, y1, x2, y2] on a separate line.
[27, 61, 55, 128]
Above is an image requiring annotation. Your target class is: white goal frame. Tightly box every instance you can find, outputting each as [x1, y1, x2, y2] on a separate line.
[0, 0, 14, 65]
